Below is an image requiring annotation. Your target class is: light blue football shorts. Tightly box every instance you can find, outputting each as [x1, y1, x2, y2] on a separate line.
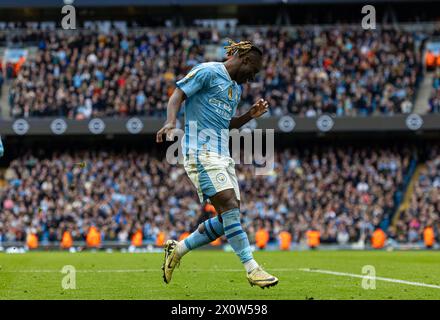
[183, 151, 241, 203]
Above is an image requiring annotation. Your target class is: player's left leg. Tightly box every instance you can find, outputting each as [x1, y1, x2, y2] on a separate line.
[210, 189, 279, 289]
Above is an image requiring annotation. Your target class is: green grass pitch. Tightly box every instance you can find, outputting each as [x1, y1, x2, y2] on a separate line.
[1, 250, 439, 299]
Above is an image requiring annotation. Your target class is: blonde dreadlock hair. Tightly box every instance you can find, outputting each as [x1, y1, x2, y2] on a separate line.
[224, 39, 255, 57]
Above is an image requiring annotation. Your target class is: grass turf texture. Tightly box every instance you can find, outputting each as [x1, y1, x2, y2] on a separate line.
[1, 250, 439, 299]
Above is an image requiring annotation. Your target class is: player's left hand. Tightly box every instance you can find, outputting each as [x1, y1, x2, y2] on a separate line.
[249, 99, 269, 118]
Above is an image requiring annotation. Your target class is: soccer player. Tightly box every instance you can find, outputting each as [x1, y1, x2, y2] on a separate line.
[156, 40, 278, 288]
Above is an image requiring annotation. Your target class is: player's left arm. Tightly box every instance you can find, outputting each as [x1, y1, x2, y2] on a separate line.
[229, 98, 269, 129]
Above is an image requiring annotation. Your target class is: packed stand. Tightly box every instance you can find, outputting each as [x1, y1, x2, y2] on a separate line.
[0, 146, 413, 246]
[394, 146, 440, 243]
[7, 26, 423, 119]
[429, 69, 440, 113]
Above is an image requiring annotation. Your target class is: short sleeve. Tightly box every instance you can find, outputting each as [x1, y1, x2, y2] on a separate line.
[176, 65, 212, 98]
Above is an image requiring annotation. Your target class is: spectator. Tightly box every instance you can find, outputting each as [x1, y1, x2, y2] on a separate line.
[429, 69, 440, 113]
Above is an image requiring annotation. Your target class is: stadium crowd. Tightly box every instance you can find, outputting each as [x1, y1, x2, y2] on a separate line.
[6, 26, 424, 119]
[429, 69, 440, 113]
[0, 146, 416, 247]
[394, 146, 440, 243]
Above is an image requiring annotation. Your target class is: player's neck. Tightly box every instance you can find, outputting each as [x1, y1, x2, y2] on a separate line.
[223, 60, 238, 82]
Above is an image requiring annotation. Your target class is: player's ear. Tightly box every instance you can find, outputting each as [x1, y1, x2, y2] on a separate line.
[241, 55, 250, 65]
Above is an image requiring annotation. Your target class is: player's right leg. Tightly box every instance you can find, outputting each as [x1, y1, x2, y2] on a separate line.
[162, 152, 226, 284]
[162, 215, 224, 284]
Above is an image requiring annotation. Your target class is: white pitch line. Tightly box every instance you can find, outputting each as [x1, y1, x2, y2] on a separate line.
[1, 268, 298, 273]
[1, 269, 226, 273]
[1, 269, 154, 273]
[299, 268, 440, 290]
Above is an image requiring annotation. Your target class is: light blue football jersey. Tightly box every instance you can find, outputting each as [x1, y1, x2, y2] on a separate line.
[176, 62, 241, 156]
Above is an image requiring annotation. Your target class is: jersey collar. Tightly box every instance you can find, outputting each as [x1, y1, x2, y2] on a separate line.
[221, 63, 235, 84]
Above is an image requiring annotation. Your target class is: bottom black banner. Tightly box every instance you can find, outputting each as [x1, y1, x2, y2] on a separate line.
[1, 300, 438, 318]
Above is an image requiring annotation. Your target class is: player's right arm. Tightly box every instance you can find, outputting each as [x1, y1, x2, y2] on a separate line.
[156, 88, 186, 143]
[156, 64, 212, 143]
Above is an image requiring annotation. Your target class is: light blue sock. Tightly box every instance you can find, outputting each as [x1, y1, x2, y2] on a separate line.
[183, 216, 224, 251]
[222, 208, 253, 264]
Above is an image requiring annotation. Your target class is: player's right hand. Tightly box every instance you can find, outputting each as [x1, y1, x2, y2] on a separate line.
[156, 122, 176, 143]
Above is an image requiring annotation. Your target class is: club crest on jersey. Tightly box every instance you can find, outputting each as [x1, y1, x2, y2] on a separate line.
[216, 173, 227, 184]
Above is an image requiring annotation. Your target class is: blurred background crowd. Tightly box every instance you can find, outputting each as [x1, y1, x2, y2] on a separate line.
[1, 144, 436, 248]
[2, 26, 435, 119]
[394, 146, 440, 244]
